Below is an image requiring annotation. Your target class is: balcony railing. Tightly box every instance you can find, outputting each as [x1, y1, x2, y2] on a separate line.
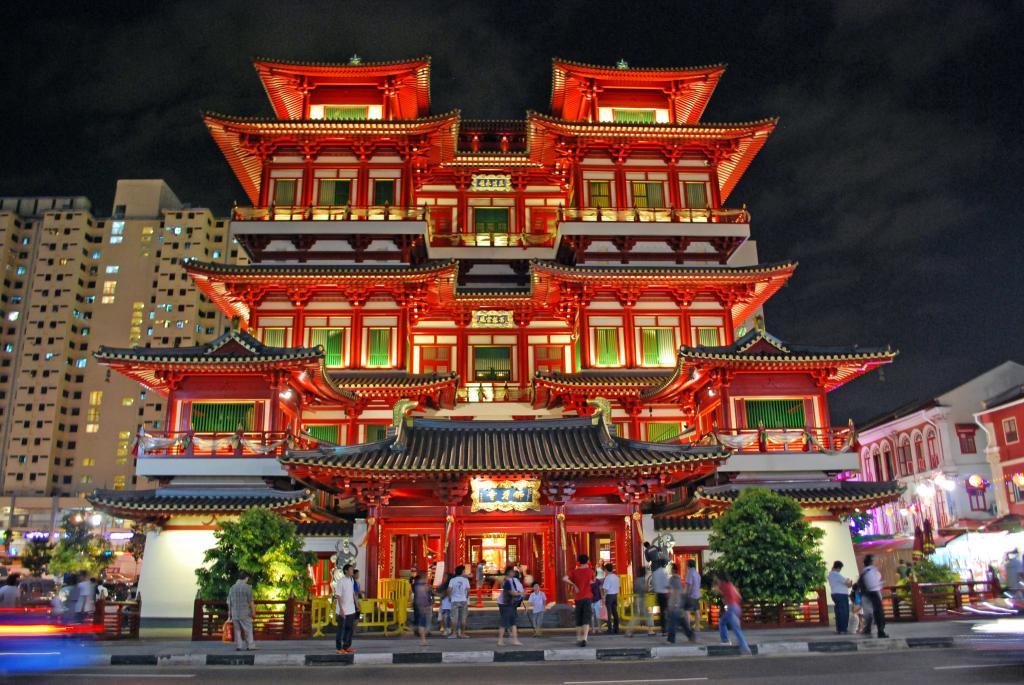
[560, 205, 750, 224]
[456, 384, 533, 403]
[707, 426, 856, 453]
[136, 430, 320, 458]
[233, 204, 427, 222]
[428, 229, 557, 248]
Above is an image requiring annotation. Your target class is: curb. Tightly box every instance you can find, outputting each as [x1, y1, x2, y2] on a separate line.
[88, 636, 961, 667]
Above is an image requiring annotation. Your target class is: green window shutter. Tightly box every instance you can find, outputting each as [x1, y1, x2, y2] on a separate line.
[473, 346, 512, 381]
[273, 180, 297, 206]
[473, 208, 510, 234]
[743, 399, 806, 430]
[190, 402, 255, 433]
[642, 328, 673, 366]
[613, 109, 656, 124]
[261, 327, 286, 347]
[696, 327, 721, 346]
[365, 424, 388, 441]
[646, 421, 680, 442]
[631, 182, 664, 208]
[324, 106, 368, 120]
[304, 424, 339, 444]
[684, 182, 708, 209]
[595, 328, 620, 366]
[310, 328, 345, 367]
[372, 180, 395, 205]
[318, 179, 350, 206]
[366, 328, 391, 367]
[588, 181, 611, 207]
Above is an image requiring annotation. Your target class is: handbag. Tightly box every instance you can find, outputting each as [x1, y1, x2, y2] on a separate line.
[221, 618, 234, 642]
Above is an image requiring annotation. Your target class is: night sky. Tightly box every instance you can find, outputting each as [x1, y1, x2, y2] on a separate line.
[2, 1, 1021, 423]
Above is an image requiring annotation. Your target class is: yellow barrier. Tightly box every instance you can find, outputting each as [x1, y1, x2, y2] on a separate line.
[377, 578, 411, 634]
[310, 596, 335, 638]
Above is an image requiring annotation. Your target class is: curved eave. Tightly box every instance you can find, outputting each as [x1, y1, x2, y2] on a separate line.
[697, 488, 904, 514]
[87, 489, 313, 522]
[677, 353, 898, 392]
[333, 374, 459, 409]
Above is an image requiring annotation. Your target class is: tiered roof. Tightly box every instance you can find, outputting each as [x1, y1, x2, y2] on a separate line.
[696, 481, 905, 515]
[88, 486, 312, 523]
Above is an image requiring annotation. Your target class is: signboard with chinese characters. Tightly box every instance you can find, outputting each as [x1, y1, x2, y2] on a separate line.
[470, 478, 542, 512]
[470, 310, 515, 329]
[471, 174, 512, 192]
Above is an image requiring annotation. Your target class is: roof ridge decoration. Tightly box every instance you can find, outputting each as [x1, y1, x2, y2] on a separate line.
[552, 57, 728, 74]
[95, 328, 322, 364]
[587, 397, 616, 446]
[254, 55, 432, 69]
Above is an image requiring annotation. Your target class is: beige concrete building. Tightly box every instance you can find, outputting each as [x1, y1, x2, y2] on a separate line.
[0, 180, 238, 549]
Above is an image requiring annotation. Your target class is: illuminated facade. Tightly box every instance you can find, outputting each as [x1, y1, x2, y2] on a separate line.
[88, 57, 901, 621]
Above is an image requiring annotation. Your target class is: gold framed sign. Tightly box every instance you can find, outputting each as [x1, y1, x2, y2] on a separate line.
[470, 310, 515, 328]
[471, 174, 512, 192]
[470, 478, 542, 512]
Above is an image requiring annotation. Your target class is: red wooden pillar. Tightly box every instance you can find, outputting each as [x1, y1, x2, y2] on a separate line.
[629, 502, 644, 577]
[444, 505, 458, 572]
[553, 506, 568, 603]
[350, 309, 363, 368]
[613, 162, 627, 210]
[356, 163, 370, 208]
[623, 307, 636, 368]
[667, 163, 681, 210]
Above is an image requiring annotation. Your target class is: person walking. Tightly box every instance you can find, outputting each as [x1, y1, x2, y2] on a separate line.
[666, 562, 695, 643]
[412, 571, 432, 646]
[589, 575, 603, 634]
[563, 554, 596, 647]
[627, 567, 655, 636]
[650, 561, 669, 635]
[438, 573, 453, 636]
[601, 563, 620, 635]
[334, 563, 358, 654]
[75, 572, 95, 623]
[496, 566, 524, 646]
[683, 559, 702, 632]
[828, 561, 853, 634]
[713, 572, 752, 655]
[644, 541, 659, 570]
[858, 555, 888, 638]
[1004, 549, 1022, 599]
[447, 565, 470, 638]
[227, 571, 257, 651]
[0, 573, 20, 608]
[527, 583, 546, 637]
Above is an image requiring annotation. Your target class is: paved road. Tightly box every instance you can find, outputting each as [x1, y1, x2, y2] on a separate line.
[9, 648, 1023, 684]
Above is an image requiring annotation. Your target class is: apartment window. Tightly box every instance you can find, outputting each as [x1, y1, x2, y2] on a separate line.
[317, 179, 351, 206]
[744, 399, 805, 430]
[309, 328, 345, 367]
[472, 346, 512, 382]
[1004, 417, 1019, 444]
[631, 181, 665, 208]
[260, 327, 287, 347]
[594, 328, 620, 367]
[272, 179, 297, 206]
[612, 109, 656, 123]
[897, 439, 914, 476]
[324, 105, 369, 120]
[190, 402, 255, 433]
[113, 475, 126, 491]
[89, 390, 102, 405]
[588, 181, 612, 208]
[420, 345, 451, 374]
[640, 327, 676, 366]
[473, 207, 510, 234]
[646, 421, 681, 442]
[914, 434, 926, 471]
[372, 179, 396, 206]
[365, 424, 388, 442]
[968, 486, 987, 512]
[303, 424, 339, 444]
[80, 475, 93, 484]
[105, 265, 119, 274]
[110, 221, 125, 244]
[365, 328, 392, 368]
[122, 396, 134, 406]
[683, 181, 709, 209]
[82, 458, 95, 467]
[926, 430, 939, 469]
[958, 429, 977, 453]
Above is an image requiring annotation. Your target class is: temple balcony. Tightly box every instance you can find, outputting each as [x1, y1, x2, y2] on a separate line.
[134, 431, 320, 478]
[456, 383, 533, 403]
[710, 427, 861, 475]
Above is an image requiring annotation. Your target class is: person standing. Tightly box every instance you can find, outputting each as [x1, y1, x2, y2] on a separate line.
[75, 572, 95, 622]
[496, 566, 524, 646]
[563, 554, 596, 647]
[438, 574, 453, 636]
[650, 561, 669, 634]
[713, 572, 752, 655]
[1004, 549, 1023, 599]
[447, 565, 470, 638]
[828, 561, 853, 634]
[627, 567, 655, 636]
[527, 582, 546, 637]
[0, 573, 20, 608]
[601, 563, 621, 635]
[412, 572, 432, 646]
[683, 560, 702, 632]
[644, 542, 659, 570]
[858, 555, 888, 638]
[666, 562, 695, 643]
[227, 571, 256, 651]
[334, 563, 358, 654]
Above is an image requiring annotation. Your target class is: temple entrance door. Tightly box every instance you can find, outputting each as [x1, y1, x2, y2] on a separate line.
[381, 522, 445, 585]
[460, 519, 553, 605]
[565, 519, 629, 580]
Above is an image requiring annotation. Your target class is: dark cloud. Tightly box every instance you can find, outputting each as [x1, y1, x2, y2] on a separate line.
[1, 0, 1021, 421]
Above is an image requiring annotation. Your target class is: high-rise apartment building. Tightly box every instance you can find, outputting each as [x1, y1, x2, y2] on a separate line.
[0, 180, 237, 545]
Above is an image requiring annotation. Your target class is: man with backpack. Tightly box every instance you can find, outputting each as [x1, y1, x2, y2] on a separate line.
[857, 555, 888, 638]
[496, 565, 524, 646]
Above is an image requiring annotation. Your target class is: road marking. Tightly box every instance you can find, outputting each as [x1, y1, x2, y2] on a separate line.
[933, 664, 1009, 671]
[564, 679, 708, 684]
[38, 675, 196, 679]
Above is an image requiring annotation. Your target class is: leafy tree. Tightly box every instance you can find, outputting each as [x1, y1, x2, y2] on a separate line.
[49, 514, 113, 578]
[195, 508, 313, 602]
[21, 539, 54, 576]
[126, 524, 147, 563]
[707, 488, 826, 604]
[910, 556, 958, 583]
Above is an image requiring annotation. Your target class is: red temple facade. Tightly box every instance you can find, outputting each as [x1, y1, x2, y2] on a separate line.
[89, 56, 901, 622]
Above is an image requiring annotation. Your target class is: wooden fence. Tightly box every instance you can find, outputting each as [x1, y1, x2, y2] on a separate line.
[191, 598, 311, 641]
[881, 580, 1000, 622]
[91, 599, 141, 640]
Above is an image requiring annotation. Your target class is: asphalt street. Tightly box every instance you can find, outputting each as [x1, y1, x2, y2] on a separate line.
[7, 648, 1023, 685]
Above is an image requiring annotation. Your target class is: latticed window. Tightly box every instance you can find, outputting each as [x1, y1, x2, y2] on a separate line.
[324, 105, 368, 120]
[304, 424, 339, 444]
[272, 179, 297, 206]
[309, 327, 345, 367]
[897, 440, 914, 476]
[613, 109, 656, 123]
[366, 328, 392, 367]
[421, 345, 451, 374]
[594, 328, 620, 366]
[646, 421, 680, 442]
[190, 402, 255, 433]
[588, 181, 612, 207]
[683, 181, 709, 209]
[641, 328, 676, 366]
[261, 327, 286, 347]
[318, 179, 351, 206]
[631, 182, 665, 208]
[365, 424, 388, 441]
[914, 435, 926, 471]
[473, 346, 512, 381]
[473, 207, 510, 234]
[372, 179, 395, 205]
[695, 326, 721, 346]
[534, 345, 563, 373]
[743, 399, 805, 429]
[926, 431, 939, 469]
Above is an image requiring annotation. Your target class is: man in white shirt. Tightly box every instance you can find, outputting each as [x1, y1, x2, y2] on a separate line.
[859, 555, 888, 638]
[75, 574, 95, 621]
[683, 559, 702, 631]
[334, 564, 358, 654]
[601, 563, 621, 634]
[827, 560, 853, 634]
[650, 562, 669, 634]
[447, 565, 471, 638]
[0, 573, 21, 608]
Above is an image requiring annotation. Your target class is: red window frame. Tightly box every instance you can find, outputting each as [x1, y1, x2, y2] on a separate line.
[533, 344, 564, 374]
[914, 435, 926, 471]
[897, 441, 914, 476]
[926, 431, 939, 469]
[967, 487, 987, 512]
[420, 345, 452, 375]
[957, 429, 977, 454]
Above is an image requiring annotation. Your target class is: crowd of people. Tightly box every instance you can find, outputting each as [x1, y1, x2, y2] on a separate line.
[0, 570, 116, 624]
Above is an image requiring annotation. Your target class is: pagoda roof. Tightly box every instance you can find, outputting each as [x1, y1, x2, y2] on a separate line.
[533, 369, 672, 408]
[550, 58, 727, 124]
[696, 480, 904, 515]
[653, 513, 720, 531]
[204, 111, 459, 204]
[253, 56, 431, 120]
[527, 113, 776, 201]
[282, 415, 728, 478]
[94, 329, 357, 404]
[88, 486, 312, 523]
[330, 370, 459, 409]
[294, 521, 354, 537]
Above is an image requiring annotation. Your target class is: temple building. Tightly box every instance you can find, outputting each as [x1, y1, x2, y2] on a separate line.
[88, 56, 901, 623]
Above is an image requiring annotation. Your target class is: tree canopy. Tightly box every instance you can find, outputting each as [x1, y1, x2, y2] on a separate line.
[49, 514, 113, 578]
[21, 539, 53, 577]
[195, 508, 314, 602]
[707, 488, 826, 604]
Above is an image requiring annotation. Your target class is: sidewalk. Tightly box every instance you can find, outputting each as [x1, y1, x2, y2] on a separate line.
[90, 620, 984, 667]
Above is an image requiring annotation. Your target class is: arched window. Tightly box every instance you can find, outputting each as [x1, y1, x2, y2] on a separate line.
[926, 430, 939, 469]
[914, 433, 926, 471]
[882, 444, 895, 480]
[871, 449, 883, 482]
[897, 437, 913, 476]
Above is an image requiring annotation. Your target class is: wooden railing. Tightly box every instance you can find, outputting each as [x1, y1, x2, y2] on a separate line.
[428, 230, 557, 248]
[191, 598, 312, 641]
[91, 599, 141, 640]
[881, 580, 1001, 622]
[456, 384, 532, 403]
[137, 431, 318, 458]
[233, 204, 427, 222]
[560, 205, 750, 224]
[708, 426, 856, 453]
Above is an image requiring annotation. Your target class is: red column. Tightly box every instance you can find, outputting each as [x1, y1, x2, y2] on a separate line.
[444, 505, 458, 572]
[553, 506, 568, 603]
[623, 307, 636, 368]
[364, 503, 381, 598]
[629, 503, 644, 577]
